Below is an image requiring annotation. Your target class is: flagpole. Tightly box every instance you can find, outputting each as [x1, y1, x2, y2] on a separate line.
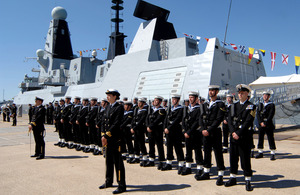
[223, 0, 233, 47]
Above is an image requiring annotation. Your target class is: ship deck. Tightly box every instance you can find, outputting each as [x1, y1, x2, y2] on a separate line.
[0, 117, 300, 194]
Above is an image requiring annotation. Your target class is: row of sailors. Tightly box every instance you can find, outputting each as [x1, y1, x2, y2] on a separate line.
[52, 84, 275, 192]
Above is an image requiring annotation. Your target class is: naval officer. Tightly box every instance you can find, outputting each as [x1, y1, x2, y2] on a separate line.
[255, 91, 276, 160]
[28, 97, 46, 160]
[225, 84, 256, 191]
[99, 89, 126, 194]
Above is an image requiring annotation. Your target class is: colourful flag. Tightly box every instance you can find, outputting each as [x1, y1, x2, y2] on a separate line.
[205, 38, 209, 42]
[282, 54, 289, 65]
[221, 41, 229, 46]
[196, 36, 201, 45]
[271, 52, 276, 71]
[183, 33, 189, 37]
[239, 45, 246, 53]
[79, 51, 82, 56]
[248, 47, 254, 64]
[259, 49, 265, 56]
[295, 56, 300, 74]
[230, 43, 238, 50]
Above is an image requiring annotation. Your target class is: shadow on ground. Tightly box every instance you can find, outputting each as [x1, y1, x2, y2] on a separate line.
[126, 184, 191, 192]
[45, 155, 89, 159]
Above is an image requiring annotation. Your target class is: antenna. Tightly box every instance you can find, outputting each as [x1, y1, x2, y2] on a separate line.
[223, 0, 233, 47]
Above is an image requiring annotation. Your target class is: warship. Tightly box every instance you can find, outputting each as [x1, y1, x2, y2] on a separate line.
[14, 1, 266, 111]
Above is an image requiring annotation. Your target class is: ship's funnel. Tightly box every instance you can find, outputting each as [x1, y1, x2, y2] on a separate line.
[44, 7, 74, 60]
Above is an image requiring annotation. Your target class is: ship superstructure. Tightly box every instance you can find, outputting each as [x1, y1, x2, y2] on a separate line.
[15, 1, 266, 110]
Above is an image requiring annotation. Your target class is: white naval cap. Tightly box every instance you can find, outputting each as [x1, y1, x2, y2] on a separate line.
[138, 97, 147, 103]
[101, 98, 108, 102]
[208, 85, 220, 90]
[263, 91, 272, 95]
[90, 97, 98, 101]
[171, 94, 181, 99]
[236, 84, 251, 93]
[188, 91, 199, 97]
[124, 101, 133, 105]
[105, 89, 120, 96]
[154, 96, 164, 101]
[226, 94, 233, 98]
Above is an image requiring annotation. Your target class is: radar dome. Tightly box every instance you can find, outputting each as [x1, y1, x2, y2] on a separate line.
[36, 49, 44, 57]
[51, 6, 67, 20]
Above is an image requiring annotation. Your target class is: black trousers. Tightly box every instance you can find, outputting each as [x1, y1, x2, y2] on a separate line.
[33, 129, 45, 156]
[29, 115, 32, 123]
[79, 123, 89, 145]
[122, 127, 134, 154]
[148, 126, 165, 161]
[105, 139, 126, 188]
[6, 114, 10, 122]
[72, 123, 80, 143]
[166, 129, 184, 161]
[229, 138, 252, 176]
[203, 127, 225, 170]
[13, 116, 17, 126]
[133, 128, 147, 156]
[57, 122, 64, 139]
[185, 131, 203, 165]
[96, 127, 102, 147]
[3, 113, 6, 121]
[222, 123, 229, 147]
[257, 126, 276, 150]
[63, 121, 72, 142]
[88, 124, 96, 145]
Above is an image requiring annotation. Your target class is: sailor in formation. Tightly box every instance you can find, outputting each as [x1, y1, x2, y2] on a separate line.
[120, 101, 134, 162]
[145, 96, 166, 169]
[76, 98, 90, 151]
[60, 96, 73, 147]
[11, 103, 17, 126]
[162, 94, 185, 171]
[196, 85, 226, 185]
[28, 97, 46, 160]
[181, 91, 203, 176]
[85, 97, 98, 153]
[99, 89, 126, 194]
[255, 91, 276, 160]
[225, 84, 256, 191]
[130, 98, 148, 165]
[222, 94, 234, 153]
[69, 97, 81, 149]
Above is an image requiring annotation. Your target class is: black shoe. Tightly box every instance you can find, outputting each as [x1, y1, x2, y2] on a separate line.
[93, 150, 100, 155]
[54, 142, 61, 146]
[76, 145, 82, 151]
[112, 187, 126, 194]
[99, 183, 112, 189]
[36, 155, 44, 160]
[60, 143, 66, 148]
[195, 172, 210, 180]
[127, 157, 133, 163]
[255, 153, 263, 159]
[177, 166, 183, 175]
[122, 155, 127, 160]
[144, 161, 155, 167]
[85, 148, 91, 153]
[216, 176, 224, 186]
[161, 164, 172, 171]
[195, 169, 203, 177]
[270, 154, 276, 161]
[157, 162, 163, 170]
[245, 180, 253, 191]
[140, 160, 147, 167]
[222, 148, 228, 153]
[31, 154, 39, 158]
[130, 158, 140, 164]
[71, 144, 77, 149]
[181, 167, 191, 175]
[224, 178, 237, 187]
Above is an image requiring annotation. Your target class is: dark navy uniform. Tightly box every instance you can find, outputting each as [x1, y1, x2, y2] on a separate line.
[198, 100, 225, 177]
[130, 105, 148, 163]
[76, 105, 89, 149]
[70, 103, 81, 146]
[61, 102, 73, 144]
[228, 101, 256, 178]
[30, 104, 46, 159]
[11, 105, 17, 126]
[85, 104, 98, 152]
[146, 106, 166, 164]
[120, 109, 134, 158]
[182, 103, 203, 175]
[256, 101, 276, 155]
[101, 101, 126, 190]
[222, 103, 232, 151]
[163, 104, 184, 169]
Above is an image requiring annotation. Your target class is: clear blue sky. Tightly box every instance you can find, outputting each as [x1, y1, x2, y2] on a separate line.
[0, 0, 299, 100]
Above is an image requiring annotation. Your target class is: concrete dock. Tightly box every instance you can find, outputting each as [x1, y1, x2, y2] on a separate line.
[0, 117, 300, 194]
